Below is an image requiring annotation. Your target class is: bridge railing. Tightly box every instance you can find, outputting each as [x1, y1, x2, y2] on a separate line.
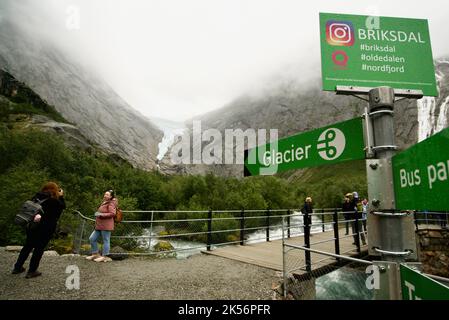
[281, 240, 373, 300]
[281, 210, 372, 300]
[73, 209, 290, 256]
[71, 208, 357, 257]
[281, 210, 448, 300]
[413, 211, 449, 230]
[282, 210, 368, 273]
[72, 207, 446, 258]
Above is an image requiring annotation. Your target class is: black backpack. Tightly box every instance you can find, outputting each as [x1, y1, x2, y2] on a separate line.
[14, 198, 48, 227]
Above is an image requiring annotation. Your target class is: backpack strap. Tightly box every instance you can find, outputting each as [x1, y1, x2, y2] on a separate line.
[34, 197, 50, 215]
[37, 198, 49, 204]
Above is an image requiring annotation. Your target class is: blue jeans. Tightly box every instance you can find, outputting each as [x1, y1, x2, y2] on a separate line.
[89, 230, 111, 256]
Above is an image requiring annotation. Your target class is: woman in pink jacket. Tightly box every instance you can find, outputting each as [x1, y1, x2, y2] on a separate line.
[86, 190, 117, 262]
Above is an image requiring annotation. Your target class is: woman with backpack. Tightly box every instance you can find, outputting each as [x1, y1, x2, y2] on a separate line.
[86, 189, 117, 262]
[12, 182, 66, 278]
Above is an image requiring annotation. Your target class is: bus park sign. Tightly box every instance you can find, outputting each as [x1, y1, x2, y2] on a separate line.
[393, 126, 449, 211]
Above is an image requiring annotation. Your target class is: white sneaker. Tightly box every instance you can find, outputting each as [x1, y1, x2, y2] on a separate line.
[86, 254, 100, 261]
[94, 256, 112, 262]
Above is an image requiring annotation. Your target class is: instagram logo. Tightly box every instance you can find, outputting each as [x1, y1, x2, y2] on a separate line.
[326, 20, 355, 46]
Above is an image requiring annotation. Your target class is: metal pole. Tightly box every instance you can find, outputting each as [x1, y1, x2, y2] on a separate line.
[77, 219, 86, 254]
[366, 87, 404, 299]
[286, 243, 372, 265]
[445, 211, 449, 228]
[321, 209, 325, 233]
[366, 86, 418, 269]
[266, 209, 270, 242]
[367, 87, 399, 261]
[304, 210, 311, 273]
[149, 210, 154, 249]
[207, 210, 212, 251]
[287, 209, 291, 239]
[354, 211, 361, 256]
[240, 209, 245, 246]
[414, 211, 418, 231]
[333, 210, 340, 263]
[369, 87, 396, 159]
[282, 216, 288, 298]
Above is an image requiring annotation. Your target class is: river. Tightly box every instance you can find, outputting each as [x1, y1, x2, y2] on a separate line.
[136, 212, 333, 259]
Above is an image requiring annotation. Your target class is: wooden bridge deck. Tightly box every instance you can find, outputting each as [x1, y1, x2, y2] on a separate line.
[203, 227, 368, 272]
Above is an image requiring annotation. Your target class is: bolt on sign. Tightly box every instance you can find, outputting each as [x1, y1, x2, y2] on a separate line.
[400, 264, 449, 300]
[319, 12, 438, 96]
[243, 118, 365, 176]
[392, 126, 449, 211]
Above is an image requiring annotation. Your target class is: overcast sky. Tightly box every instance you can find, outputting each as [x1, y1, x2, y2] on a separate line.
[5, 0, 449, 122]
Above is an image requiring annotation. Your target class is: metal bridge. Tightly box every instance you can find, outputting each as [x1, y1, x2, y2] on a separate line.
[73, 209, 367, 258]
[72, 208, 447, 267]
[72, 209, 447, 299]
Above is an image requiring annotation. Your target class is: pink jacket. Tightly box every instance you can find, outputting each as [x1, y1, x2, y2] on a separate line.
[95, 198, 117, 231]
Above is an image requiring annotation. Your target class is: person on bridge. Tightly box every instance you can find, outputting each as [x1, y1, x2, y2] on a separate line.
[361, 198, 368, 232]
[351, 192, 366, 246]
[86, 190, 118, 262]
[301, 197, 313, 231]
[342, 193, 353, 235]
[12, 182, 66, 278]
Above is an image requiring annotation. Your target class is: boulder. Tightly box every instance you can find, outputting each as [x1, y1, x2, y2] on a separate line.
[6, 246, 23, 252]
[428, 231, 443, 238]
[271, 282, 283, 295]
[43, 250, 59, 256]
[108, 246, 128, 260]
[61, 254, 81, 258]
[226, 234, 239, 243]
[153, 241, 174, 252]
[79, 244, 92, 255]
[419, 237, 430, 247]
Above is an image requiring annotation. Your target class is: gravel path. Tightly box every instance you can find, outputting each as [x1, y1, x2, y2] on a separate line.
[0, 249, 280, 300]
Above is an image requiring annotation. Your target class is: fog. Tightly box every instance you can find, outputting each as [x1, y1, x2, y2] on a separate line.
[2, 0, 449, 122]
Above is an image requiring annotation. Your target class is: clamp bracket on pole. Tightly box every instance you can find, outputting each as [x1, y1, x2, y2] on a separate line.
[371, 211, 411, 217]
[372, 145, 398, 151]
[369, 110, 394, 117]
[336, 85, 423, 98]
[373, 247, 413, 256]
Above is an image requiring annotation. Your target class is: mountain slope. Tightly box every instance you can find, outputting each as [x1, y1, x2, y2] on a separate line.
[0, 17, 163, 170]
[161, 58, 449, 177]
[0, 69, 98, 153]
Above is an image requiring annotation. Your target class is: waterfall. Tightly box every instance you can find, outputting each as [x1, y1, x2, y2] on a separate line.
[417, 96, 449, 142]
[157, 127, 186, 161]
[436, 96, 449, 133]
[417, 59, 449, 142]
[417, 97, 436, 142]
[150, 117, 187, 162]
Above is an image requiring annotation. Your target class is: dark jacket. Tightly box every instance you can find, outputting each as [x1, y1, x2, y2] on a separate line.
[302, 202, 313, 214]
[342, 200, 354, 218]
[32, 191, 66, 232]
[302, 202, 313, 225]
[352, 198, 363, 219]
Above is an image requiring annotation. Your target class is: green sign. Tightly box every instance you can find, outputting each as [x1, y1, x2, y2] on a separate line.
[319, 12, 437, 96]
[244, 118, 365, 176]
[393, 127, 449, 211]
[400, 264, 449, 300]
